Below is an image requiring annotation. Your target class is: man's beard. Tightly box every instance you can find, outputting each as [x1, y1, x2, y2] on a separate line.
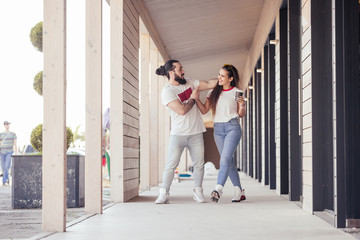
[175, 73, 186, 85]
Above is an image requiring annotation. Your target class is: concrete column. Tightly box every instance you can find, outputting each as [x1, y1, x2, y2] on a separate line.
[149, 39, 158, 186]
[139, 23, 150, 190]
[110, 0, 124, 202]
[43, 0, 67, 232]
[85, 0, 103, 214]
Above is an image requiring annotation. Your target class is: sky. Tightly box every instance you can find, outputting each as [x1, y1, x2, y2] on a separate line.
[0, 1, 111, 150]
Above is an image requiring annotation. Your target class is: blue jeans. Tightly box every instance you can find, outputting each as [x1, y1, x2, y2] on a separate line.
[214, 117, 242, 189]
[162, 133, 204, 192]
[0, 151, 13, 184]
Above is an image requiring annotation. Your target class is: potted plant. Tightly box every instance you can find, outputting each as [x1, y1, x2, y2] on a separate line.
[11, 124, 85, 209]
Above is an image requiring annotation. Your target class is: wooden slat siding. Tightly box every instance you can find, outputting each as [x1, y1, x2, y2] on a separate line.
[124, 158, 139, 169]
[123, 9, 139, 48]
[124, 68, 139, 90]
[302, 113, 312, 129]
[124, 178, 139, 191]
[123, 22, 139, 57]
[302, 71, 312, 95]
[124, 169, 139, 180]
[124, 148, 139, 160]
[124, 124, 139, 138]
[123, 27, 139, 60]
[124, 114, 139, 130]
[124, 136, 139, 148]
[124, 91, 139, 109]
[123, 37, 139, 64]
[274, 13, 281, 194]
[124, 53, 139, 80]
[123, 17, 140, 61]
[302, 83, 312, 102]
[124, 45, 139, 71]
[123, 11, 139, 44]
[123, 0, 140, 201]
[301, 0, 312, 213]
[124, 79, 139, 100]
[124, 102, 139, 119]
[124, 0, 139, 33]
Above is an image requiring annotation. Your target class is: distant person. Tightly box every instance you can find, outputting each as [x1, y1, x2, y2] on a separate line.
[155, 59, 218, 204]
[194, 64, 247, 202]
[0, 121, 17, 186]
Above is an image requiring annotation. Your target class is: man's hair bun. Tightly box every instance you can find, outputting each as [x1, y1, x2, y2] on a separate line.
[156, 65, 166, 76]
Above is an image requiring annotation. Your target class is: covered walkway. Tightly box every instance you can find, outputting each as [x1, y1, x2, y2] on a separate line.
[35, 173, 355, 240]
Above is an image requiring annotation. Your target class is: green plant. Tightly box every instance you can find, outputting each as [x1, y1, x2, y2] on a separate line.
[72, 125, 85, 147]
[33, 71, 43, 96]
[30, 124, 74, 152]
[29, 21, 43, 52]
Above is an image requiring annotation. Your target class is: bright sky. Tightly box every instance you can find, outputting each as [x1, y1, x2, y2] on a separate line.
[0, 1, 110, 150]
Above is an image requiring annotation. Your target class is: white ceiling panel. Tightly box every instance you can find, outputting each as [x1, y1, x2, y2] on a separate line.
[143, 0, 265, 62]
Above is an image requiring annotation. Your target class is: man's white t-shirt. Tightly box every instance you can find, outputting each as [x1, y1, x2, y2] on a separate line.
[207, 87, 239, 123]
[161, 78, 206, 135]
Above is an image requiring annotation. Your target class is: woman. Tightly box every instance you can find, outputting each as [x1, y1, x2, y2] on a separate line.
[195, 64, 246, 203]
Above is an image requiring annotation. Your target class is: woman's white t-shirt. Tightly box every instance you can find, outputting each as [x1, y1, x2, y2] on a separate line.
[207, 87, 239, 123]
[161, 78, 206, 135]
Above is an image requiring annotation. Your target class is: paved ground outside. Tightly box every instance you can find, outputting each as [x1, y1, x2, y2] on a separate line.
[0, 178, 111, 240]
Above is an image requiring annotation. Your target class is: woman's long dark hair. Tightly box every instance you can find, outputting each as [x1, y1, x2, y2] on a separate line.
[155, 60, 179, 79]
[208, 64, 239, 115]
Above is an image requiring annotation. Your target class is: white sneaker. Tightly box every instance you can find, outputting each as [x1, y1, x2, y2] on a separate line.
[210, 184, 223, 203]
[155, 188, 169, 204]
[232, 186, 246, 202]
[193, 187, 206, 203]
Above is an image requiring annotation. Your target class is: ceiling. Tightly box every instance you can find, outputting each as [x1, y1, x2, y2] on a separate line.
[143, 0, 273, 87]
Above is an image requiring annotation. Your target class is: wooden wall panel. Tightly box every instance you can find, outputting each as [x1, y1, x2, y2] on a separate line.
[122, 0, 140, 201]
[301, 0, 313, 213]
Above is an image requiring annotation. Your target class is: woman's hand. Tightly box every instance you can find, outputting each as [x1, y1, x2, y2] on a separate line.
[237, 96, 246, 117]
[237, 96, 246, 106]
[190, 87, 200, 101]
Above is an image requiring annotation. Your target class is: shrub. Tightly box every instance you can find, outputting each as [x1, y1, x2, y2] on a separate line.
[30, 124, 74, 152]
[33, 71, 43, 96]
[30, 21, 43, 52]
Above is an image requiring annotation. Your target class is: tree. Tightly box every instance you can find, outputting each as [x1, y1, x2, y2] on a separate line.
[30, 21, 43, 96]
[33, 71, 43, 96]
[31, 124, 74, 152]
[29, 21, 43, 52]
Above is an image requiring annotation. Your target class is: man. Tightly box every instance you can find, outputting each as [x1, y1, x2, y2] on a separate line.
[0, 121, 17, 186]
[155, 60, 217, 204]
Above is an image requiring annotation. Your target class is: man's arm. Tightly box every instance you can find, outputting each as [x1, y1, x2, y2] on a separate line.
[167, 99, 196, 116]
[166, 87, 199, 115]
[198, 78, 218, 91]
